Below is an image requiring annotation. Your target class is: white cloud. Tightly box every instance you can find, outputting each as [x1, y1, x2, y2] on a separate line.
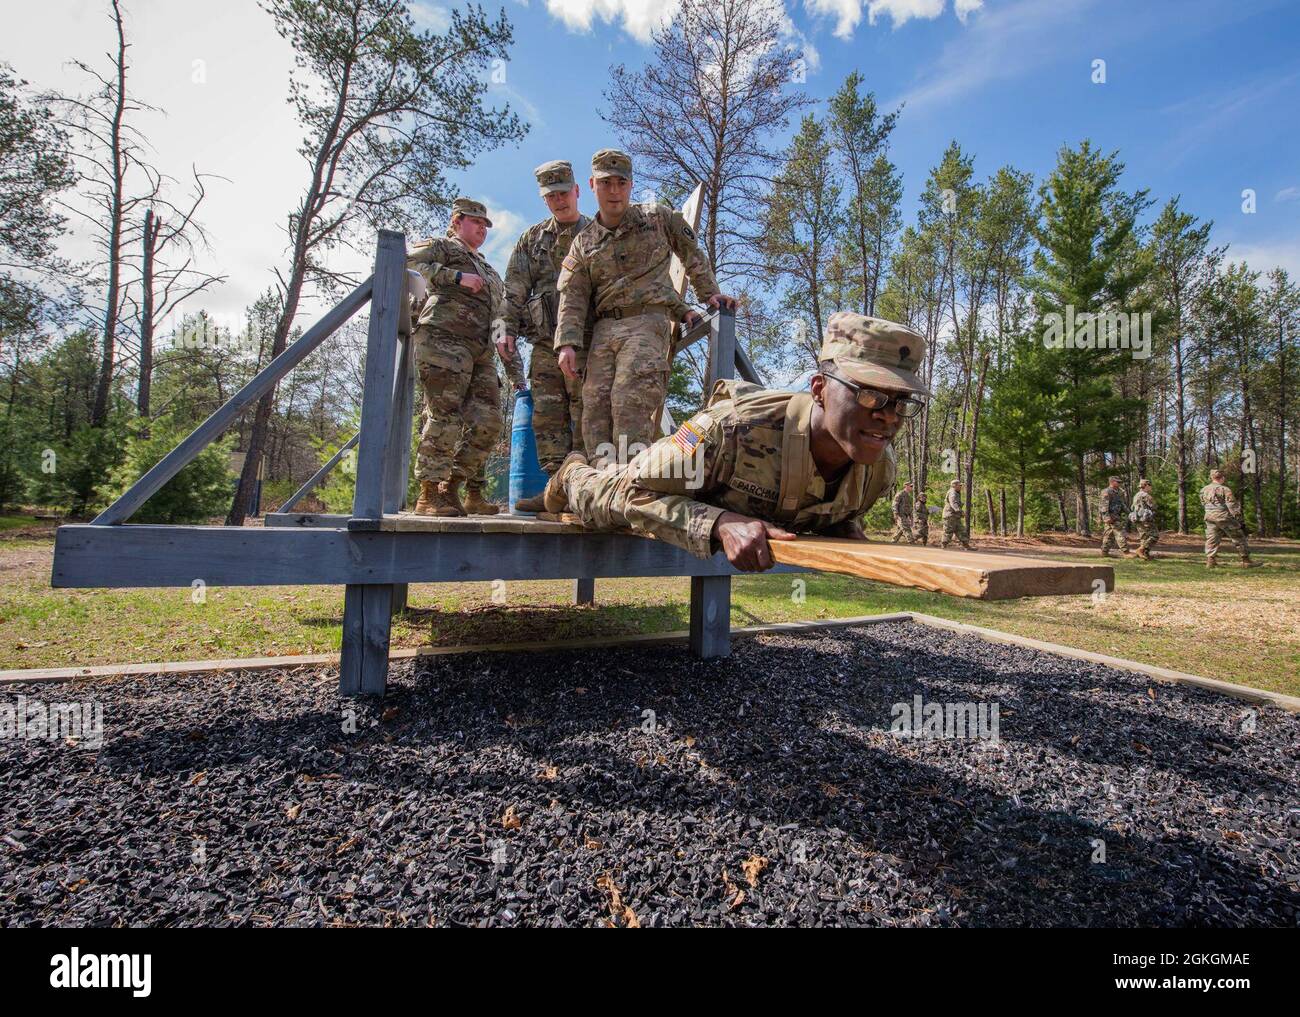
[803, 0, 981, 39]
[544, 0, 680, 43]
[480, 201, 530, 272]
[409, 2, 451, 33]
[1274, 186, 1300, 203]
[892, 0, 1090, 111]
[1223, 239, 1300, 279]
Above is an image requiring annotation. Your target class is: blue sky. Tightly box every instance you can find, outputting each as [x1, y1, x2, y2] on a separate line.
[8, 0, 1300, 329]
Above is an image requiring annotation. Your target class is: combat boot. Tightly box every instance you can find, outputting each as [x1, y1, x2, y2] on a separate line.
[413, 480, 438, 516]
[1206, 555, 1218, 568]
[429, 481, 465, 516]
[462, 485, 499, 515]
[1241, 554, 1260, 568]
[543, 452, 588, 513]
[513, 488, 549, 514]
[1136, 548, 1151, 561]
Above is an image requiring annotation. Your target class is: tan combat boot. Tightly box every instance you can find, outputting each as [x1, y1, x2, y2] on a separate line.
[1241, 554, 1259, 568]
[513, 484, 550, 514]
[1206, 555, 1218, 568]
[429, 480, 465, 516]
[1136, 548, 1151, 561]
[413, 480, 438, 516]
[543, 452, 588, 513]
[462, 485, 499, 515]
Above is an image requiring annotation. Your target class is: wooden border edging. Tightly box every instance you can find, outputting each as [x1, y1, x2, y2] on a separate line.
[905, 612, 1300, 714]
[3, 610, 1294, 714]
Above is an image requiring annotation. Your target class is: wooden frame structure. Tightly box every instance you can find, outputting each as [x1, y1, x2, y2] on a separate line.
[51, 230, 792, 696]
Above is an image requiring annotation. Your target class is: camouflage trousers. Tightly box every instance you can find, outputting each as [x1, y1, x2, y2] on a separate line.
[891, 515, 915, 544]
[530, 342, 585, 474]
[941, 514, 970, 549]
[915, 518, 929, 545]
[1205, 517, 1248, 559]
[413, 329, 501, 485]
[1135, 520, 1159, 553]
[581, 313, 672, 468]
[1099, 516, 1129, 554]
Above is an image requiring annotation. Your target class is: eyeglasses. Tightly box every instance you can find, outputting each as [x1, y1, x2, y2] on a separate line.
[823, 372, 925, 418]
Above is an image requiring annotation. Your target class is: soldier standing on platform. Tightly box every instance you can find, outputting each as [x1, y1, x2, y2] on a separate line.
[407, 197, 509, 517]
[502, 161, 593, 512]
[554, 149, 736, 467]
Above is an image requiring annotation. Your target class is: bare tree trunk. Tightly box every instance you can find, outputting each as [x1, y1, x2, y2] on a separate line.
[999, 486, 1007, 536]
[138, 207, 157, 423]
[92, 0, 130, 428]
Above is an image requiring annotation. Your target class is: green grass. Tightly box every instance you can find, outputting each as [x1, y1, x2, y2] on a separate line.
[3, 534, 1298, 697]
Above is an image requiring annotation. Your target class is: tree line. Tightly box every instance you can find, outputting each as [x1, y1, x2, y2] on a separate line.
[3, 0, 1297, 538]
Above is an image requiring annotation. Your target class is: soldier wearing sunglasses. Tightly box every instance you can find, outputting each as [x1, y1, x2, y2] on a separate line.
[539, 312, 930, 572]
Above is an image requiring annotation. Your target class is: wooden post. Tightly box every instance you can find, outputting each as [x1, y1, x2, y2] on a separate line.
[340, 230, 406, 696]
[690, 309, 736, 659]
[386, 327, 415, 615]
[573, 577, 595, 605]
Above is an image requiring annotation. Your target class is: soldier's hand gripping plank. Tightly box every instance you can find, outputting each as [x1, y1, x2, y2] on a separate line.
[541, 313, 927, 571]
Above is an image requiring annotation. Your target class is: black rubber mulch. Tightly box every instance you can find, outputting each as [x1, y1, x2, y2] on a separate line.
[1, 621, 1296, 927]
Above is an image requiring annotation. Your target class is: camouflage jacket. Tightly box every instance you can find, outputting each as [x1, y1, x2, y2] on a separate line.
[554, 201, 720, 350]
[617, 379, 895, 559]
[1199, 482, 1240, 523]
[503, 214, 593, 347]
[1132, 489, 1157, 523]
[943, 487, 963, 518]
[892, 489, 913, 518]
[407, 236, 505, 343]
[1099, 486, 1129, 520]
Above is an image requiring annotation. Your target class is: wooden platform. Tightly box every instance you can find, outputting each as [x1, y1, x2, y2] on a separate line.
[360, 513, 1112, 600]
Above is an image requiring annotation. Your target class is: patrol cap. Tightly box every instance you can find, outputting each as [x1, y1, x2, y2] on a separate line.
[1139, 478, 1151, 488]
[535, 160, 575, 195]
[450, 196, 492, 227]
[591, 148, 633, 179]
[951, 479, 961, 488]
[820, 312, 928, 395]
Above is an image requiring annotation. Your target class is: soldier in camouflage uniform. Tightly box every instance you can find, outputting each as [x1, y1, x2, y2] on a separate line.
[540, 313, 925, 571]
[1131, 478, 1159, 561]
[1200, 468, 1254, 567]
[407, 197, 509, 517]
[891, 481, 916, 543]
[941, 480, 972, 550]
[1098, 476, 1131, 557]
[555, 149, 735, 468]
[502, 161, 594, 512]
[914, 493, 930, 546]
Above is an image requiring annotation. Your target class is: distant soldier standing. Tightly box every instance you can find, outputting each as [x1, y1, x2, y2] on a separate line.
[1098, 476, 1131, 557]
[914, 492, 930, 545]
[1200, 468, 1254, 567]
[555, 149, 735, 467]
[942, 480, 972, 550]
[502, 161, 593, 512]
[1131, 478, 1159, 561]
[891, 481, 916, 543]
[407, 197, 509, 517]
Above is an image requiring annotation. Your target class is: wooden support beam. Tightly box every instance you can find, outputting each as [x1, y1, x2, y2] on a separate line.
[341, 230, 407, 696]
[573, 577, 595, 605]
[689, 575, 731, 658]
[767, 539, 1113, 600]
[279, 432, 358, 513]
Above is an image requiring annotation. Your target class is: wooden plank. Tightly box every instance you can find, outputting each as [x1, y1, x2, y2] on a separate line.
[52, 524, 805, 587]
[264, 512, 351, 528]
[767, 538, 1113, 600]
[93, 276, 374, 525]
[573, 577, 595, 605]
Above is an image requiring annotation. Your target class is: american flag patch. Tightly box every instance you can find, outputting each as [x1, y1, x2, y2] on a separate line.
[671, 420, 705, 456]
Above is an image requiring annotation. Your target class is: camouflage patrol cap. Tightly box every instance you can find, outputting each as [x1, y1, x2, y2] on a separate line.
[534, 160, 575, 195]
[450, 196, 492, 227]
[951, 480, 961, 488]
[591, 148, 633, 179]
[820, 312, 928, 395]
